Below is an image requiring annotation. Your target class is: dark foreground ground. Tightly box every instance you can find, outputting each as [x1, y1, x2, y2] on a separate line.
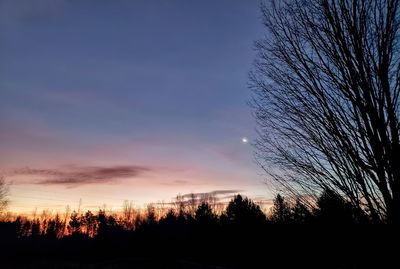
[1, 225, 398, 269]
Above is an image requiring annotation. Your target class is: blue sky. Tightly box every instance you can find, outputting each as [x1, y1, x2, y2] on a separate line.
[0, 0, 270, 212]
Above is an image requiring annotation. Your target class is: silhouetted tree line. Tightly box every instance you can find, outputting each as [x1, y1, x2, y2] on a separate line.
[0, 193, 396, 268]
[0, 191, 377, 240]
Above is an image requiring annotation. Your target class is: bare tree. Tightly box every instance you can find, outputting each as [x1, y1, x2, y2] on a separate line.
[250, 0, 400, 223]
[122, 200, 135, 230]
[0, 177, 9, 213]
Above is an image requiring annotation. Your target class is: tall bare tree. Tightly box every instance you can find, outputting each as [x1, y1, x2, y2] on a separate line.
[0, 177, 8, 213]
[250, 0, 400, 223]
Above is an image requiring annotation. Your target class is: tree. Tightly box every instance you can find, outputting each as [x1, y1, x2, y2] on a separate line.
[269, 194, 291, 223]
[250, 0, 400, 223]
[95, 210, 122, 239]
[82, 210, 97, 237]
[96, 210, 108, 238]
[122, 200, 135, 230]
[147, 205, 157, 224]
[46, 214, 64, 239]
[160, 209, 177, 225]
[195, 202, 217, 225]
[226, 195, 266, 226]
[0, 177, 8, 213]
[314, 189, 356, 224]
[68, 211, 81, 235]
[31, 218, 41, 237]
[21, 219, 32, 237]
[291, 199, 313, 224]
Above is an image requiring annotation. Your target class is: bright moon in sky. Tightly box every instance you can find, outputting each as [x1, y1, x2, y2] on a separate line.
[242, 137, 248, 143]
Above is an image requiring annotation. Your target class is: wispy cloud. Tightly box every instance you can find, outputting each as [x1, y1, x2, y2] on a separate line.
[180, 189, 242, 200]
[11, 165, 152, 186]
[159, 179, 190, 186]
[152, 189, 244, 206]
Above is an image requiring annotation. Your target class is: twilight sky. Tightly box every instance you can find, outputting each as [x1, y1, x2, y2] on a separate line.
[0, 0, 270, 213]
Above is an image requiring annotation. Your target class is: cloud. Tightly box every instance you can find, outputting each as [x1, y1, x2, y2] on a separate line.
[180, 189, 242, 200]
[12, 168, 64, 176]
[11, 165, 152, 186]
[152, 189, 245, 206]
[159, 179, 190, 186]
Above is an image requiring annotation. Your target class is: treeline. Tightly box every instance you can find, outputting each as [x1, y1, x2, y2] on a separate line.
[0, 192, 395, 268]
[2, 190, 373, 239]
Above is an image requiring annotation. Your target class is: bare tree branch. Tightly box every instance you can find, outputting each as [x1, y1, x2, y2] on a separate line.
[250, 0, 400, 223]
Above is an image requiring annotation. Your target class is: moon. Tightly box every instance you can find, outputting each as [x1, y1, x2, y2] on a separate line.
[242, 137, 248, 143]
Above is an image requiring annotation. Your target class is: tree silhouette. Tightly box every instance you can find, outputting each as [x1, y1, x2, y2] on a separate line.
[146, 205, 157, 226]
[122, 200, 135, 230]
[269, 194, 291, 224]
[0, 177, 8, 213]
[96, 210, 108, 238]
[68, 211, 81, 236]
[314, 189, 356, 224]
[96, 210, 122, 240]
[250, 0, 400, 223]
[21, 218, 32, 237]
[46, 217, 57, 238]
[226, 195, 266, 226]
[159, 209, 177, 226]
[46, 214, 64, 238]
[291, 199, 312, 224]
[31, 218, 41, 238]
[195, 202, 216, 225]
[82, 210, 97, 237]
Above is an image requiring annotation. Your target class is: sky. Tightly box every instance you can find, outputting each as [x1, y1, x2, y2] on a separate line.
[0, 0, 270, 214]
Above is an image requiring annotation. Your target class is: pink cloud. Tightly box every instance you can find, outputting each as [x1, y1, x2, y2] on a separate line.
[10, 165, 153, 186]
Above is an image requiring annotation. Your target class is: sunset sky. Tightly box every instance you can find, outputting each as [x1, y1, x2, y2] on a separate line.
[0, 0, 270, 213]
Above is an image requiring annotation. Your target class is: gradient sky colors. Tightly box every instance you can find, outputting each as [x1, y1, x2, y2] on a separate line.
[0, 0, 270, 213]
